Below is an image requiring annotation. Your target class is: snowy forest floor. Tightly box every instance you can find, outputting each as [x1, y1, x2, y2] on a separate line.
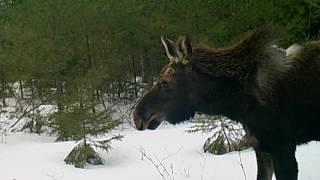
[0, 123, 319, 180]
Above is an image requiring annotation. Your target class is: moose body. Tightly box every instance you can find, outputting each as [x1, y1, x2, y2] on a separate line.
[133, 28, 320, 180]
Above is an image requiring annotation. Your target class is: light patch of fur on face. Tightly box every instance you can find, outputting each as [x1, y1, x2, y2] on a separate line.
[286, 43, 304, 57]
[254, 46, 293, 104]
[165, 67, 175, 75]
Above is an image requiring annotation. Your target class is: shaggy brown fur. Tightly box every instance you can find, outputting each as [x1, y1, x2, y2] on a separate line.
[191, 28, 289, 104]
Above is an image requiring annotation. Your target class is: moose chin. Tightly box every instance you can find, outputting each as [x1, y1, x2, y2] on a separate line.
[133, 27, 320, 180]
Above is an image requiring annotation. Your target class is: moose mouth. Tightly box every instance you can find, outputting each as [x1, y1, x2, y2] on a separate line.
[136, 113, 163, 131]
[147, 117, 162, 130]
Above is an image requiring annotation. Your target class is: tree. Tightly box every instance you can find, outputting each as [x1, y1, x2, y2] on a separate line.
[188, 115, 249, 155]
[55, 102, 122, 168]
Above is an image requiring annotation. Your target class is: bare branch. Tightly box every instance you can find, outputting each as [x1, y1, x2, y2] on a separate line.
[238, 151, 248, 180]
[139, 146, 178, 180]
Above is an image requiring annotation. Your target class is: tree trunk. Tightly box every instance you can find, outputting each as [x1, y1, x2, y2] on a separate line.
[55, 74, 64, 112]
[19, 80, 24, 99]
[140, 49, 146, 83]
[0, 69, 7, 107]
[132, 56, 138, 98]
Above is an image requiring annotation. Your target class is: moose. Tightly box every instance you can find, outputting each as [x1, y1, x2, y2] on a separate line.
[133, 27, 320, 180]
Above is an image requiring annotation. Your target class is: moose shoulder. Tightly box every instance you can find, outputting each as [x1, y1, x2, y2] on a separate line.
[133, 27, 320, 180]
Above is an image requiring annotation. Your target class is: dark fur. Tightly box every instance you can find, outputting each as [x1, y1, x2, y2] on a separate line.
[133, 28, 320, 180]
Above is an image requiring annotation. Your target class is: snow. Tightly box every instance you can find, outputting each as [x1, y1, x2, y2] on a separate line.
[0, 123, 319, 180]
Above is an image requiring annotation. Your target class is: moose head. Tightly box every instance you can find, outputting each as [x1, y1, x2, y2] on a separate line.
[133, 35, 196, 130]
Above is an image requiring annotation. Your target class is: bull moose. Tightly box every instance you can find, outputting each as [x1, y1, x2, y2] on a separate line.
[133, 27, 320, 180]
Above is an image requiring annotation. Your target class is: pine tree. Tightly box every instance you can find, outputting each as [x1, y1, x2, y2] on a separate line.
[51, 90, 123, 167]
[188, 115, 249, 155]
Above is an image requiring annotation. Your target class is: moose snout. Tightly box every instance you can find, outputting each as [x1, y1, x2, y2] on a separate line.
[133, 108, 162, 131]
[133, 110, 145, 131]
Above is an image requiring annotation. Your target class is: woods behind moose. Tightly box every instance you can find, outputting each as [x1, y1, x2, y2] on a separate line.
[133, 27, 320, 180]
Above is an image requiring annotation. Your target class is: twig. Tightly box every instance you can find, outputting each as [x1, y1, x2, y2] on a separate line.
[238, 151, 248, 180]
[200, 154, 207, 180]
[183, 167, 190, 177]
[170, 164, 175, 180]
[46, 172, 64, 180]
[139, 146, 178, 180]
[139, 147, 168, 180]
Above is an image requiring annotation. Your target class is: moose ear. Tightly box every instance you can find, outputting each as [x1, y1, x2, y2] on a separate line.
[175, 34, 192, 64]
[161, 37, 177, 62]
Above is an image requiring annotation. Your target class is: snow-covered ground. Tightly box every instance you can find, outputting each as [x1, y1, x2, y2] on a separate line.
[0, 123, 319, 180]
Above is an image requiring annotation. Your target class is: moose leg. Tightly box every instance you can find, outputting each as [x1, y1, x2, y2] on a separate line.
[271, 144, 298, 180]
[243, 127, 273, 180]
[255, 148, 274, 180]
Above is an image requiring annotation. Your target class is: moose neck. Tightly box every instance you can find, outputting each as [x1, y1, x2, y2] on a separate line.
[190, 70, 250, 121]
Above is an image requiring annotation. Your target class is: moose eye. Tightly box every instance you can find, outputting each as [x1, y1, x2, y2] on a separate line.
[160, 80, 170, 88]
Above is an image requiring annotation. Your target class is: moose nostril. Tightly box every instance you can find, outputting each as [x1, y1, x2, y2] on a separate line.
[134, 119, 145, 131]
[137, 124, 144, 131]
